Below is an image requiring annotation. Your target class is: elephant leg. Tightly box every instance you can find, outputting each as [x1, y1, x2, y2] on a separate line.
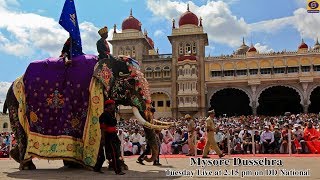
[8, 105, 29, 169]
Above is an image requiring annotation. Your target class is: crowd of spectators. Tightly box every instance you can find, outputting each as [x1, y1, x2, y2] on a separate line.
[117, 113, 320, 156]
[0, 132, 15, 158]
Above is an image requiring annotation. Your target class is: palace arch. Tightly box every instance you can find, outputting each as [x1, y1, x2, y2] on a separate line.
[257, 86, 303, 115]
[308, 86, 320, 113]
[209, 88, 252, 117]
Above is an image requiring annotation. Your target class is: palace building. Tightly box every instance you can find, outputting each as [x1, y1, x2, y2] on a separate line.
[109, 7, 320, 118]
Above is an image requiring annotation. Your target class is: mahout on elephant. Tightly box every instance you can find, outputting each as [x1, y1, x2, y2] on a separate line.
[2, 53, 173, 171]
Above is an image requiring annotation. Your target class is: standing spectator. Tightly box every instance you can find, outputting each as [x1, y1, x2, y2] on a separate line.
[186, 114, 195, 156]
[261, 126, 274, 154]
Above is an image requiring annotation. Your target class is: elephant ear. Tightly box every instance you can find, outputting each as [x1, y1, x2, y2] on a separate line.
[93, 57, 114, 87]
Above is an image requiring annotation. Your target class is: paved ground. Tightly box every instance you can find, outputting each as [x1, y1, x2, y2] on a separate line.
[0, 155, 320, 180]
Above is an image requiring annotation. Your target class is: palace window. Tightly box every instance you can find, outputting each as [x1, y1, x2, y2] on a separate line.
[211, 71, 222, 77]
[145, 67, 153, 78]
[223, 70, 235, 77]
[260, 68, 272, 74]
[287, 67, 299, 73]
[185, 43, 191, 54]
[192, 42, 197, 54]
[166, 101, 171, 107]
[157, 101, 163, 107]
[236, 70, 247, 76]
[179, 43, 183, 55]
[314, 65, 320, 71]
[119, 47, 124, 55]
[301, 66, 311, 72]
[163, 66, 171, 78]
[154, 67, 161, 78]
[274, 68, 285, 74]
[3, 122, 8, 129]
[125, 46, 131, 56]
[132, 46, 136, 57]
[249, 69, 258, 75]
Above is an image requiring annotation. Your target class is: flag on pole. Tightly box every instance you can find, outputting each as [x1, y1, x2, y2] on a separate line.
[59, 0, 83, 57]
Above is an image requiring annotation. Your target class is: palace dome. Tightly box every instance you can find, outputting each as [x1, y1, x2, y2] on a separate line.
[313, 38, 320, 50]
[122, 9, 141, 31]
[235, 38, 249, 55]
[247, 44, 257, 52]
[298, 39, 308, 49]
[147, 36, 154, 48]
[178, 5, 199, 27]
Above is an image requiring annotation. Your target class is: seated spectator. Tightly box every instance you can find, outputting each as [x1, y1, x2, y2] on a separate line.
[273, 126, 281, 153]
[242, 130, 253, 154]
[215, 128, 225, 150]
[304, 122, 320, 153]
[280, 125, 289, 154]
[197, 137, 206, 155]
[130, 129, 142, 155]
[232, 133, 243, 154]
[123, 137, 133, 156]
[292, 124, 307, 153]
[171, 129, 182, 154]
[261, 126, 274, 154]
[254, 130, 261, 154]
[161, 130, 173, 154]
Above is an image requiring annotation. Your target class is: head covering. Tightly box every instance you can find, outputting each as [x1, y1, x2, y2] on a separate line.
[185, 114, 192, 119]
[208, 109, 215, 114]
[264, 126, 269, 129]
[294, 124, 299, 128]
[274, 126, 279, 129]
[98, 26, 108, 36]
[104, 99, 115, 105]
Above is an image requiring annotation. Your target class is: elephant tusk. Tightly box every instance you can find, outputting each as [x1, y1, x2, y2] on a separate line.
[152, 119, 175, 126]
[132, 107, 169, 130]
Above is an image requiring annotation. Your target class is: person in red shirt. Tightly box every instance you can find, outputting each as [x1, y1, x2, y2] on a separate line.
[197, 137, 206, 155]
[304, 122, 320, 153]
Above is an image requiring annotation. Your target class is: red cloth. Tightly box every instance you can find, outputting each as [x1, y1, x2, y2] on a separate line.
[197, 141, 206, 150]
[100, 124, 117, 133]
[105, 99, 115, 105]
[304, 128, 320, 141]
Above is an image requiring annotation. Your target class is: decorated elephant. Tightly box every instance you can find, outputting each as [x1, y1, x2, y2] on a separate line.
[3, 54, 172, 170]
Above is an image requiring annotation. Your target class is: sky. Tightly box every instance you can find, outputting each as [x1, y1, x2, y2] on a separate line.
[0, 0, 320, 109]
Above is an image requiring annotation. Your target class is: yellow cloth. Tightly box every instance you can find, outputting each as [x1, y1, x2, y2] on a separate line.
[13, 76, 104, 167]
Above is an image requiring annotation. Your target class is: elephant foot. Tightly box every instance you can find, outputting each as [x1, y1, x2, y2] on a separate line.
[63, 160, 83, 168]
[9, 146, 20, 163]
[19, 161, 36, 170]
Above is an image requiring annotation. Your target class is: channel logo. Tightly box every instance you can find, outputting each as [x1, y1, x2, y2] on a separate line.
[307, 0, 320, 13]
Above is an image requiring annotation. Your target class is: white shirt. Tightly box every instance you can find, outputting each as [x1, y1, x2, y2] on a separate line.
[130, 133, 142, 143]
[215, 132, 225, 143]
[260, 131, 274, 143]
